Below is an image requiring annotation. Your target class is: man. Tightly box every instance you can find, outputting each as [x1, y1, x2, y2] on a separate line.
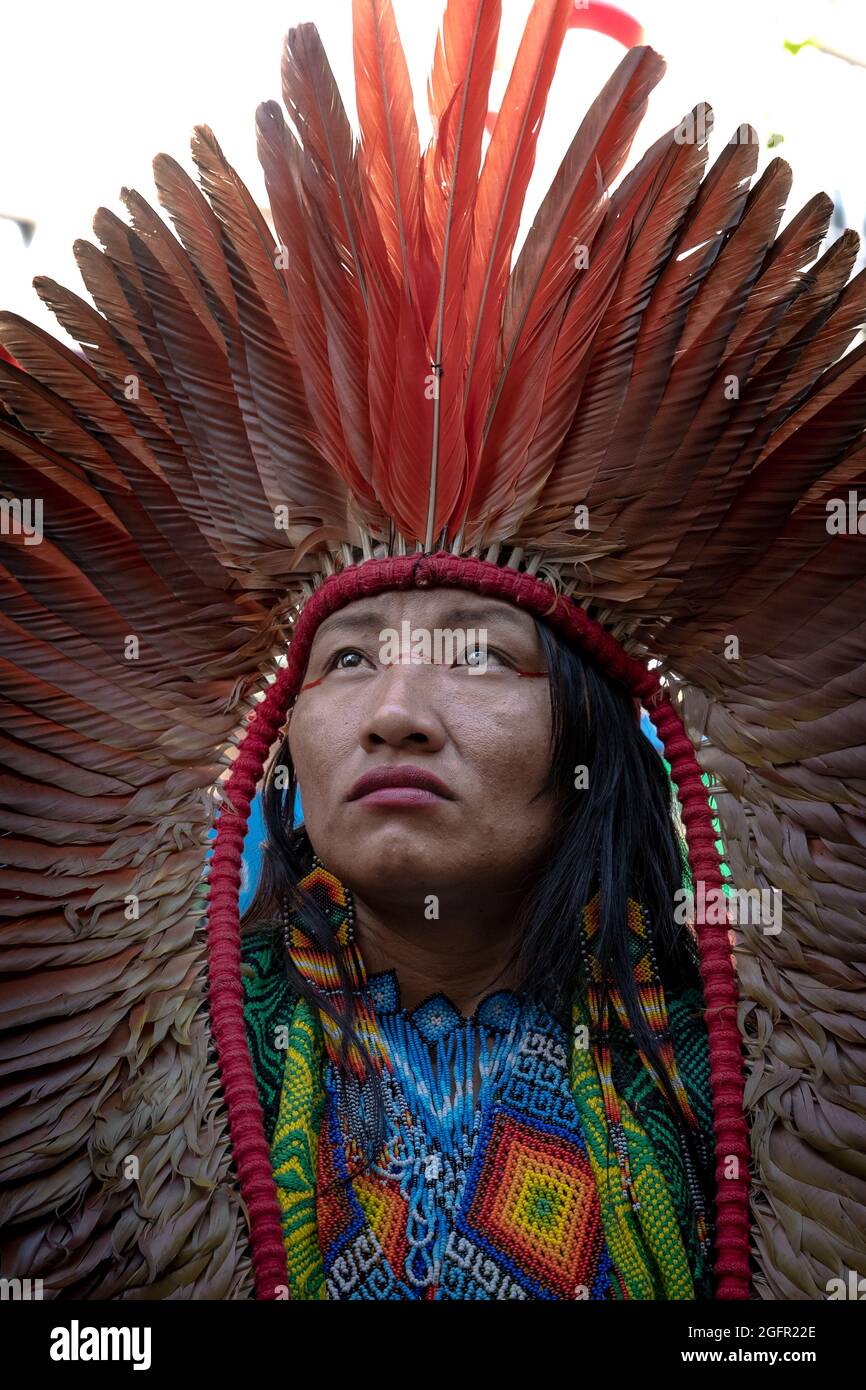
[1, 0, 863, 1301]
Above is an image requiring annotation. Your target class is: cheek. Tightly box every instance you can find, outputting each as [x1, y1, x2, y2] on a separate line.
[454, 697, 554, 821]
[286, 705, 351, 814]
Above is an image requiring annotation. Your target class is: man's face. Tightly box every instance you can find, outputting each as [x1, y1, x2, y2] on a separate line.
[286, 587, 558, 914]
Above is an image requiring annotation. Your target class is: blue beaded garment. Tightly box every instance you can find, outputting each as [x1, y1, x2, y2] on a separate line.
[318, 968, 616, 1299]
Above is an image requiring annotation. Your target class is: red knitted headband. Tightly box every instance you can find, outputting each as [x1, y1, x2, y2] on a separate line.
[207, 551, 751, 1300]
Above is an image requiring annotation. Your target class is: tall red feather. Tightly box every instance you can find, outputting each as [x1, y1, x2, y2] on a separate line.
[460, 0, 573, 488]
[422, 0, 500, 546]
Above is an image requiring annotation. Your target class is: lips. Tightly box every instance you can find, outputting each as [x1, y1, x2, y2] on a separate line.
[347, 765, 455, 802]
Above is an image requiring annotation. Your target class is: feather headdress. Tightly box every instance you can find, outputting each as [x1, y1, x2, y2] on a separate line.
[1, 0, 865, 1302]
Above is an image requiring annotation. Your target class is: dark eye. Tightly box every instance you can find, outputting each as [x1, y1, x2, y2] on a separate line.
[455, 645, 510, 669]
[326, 647, 369, 672]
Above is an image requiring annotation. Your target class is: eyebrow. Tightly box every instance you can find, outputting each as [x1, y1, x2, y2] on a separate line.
[313, 605, 535, 641]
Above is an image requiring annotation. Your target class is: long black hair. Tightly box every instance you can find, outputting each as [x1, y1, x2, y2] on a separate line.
[241, 613, 703, 1167]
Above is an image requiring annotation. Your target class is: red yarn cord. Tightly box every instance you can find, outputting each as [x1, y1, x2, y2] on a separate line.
[207, 552, 751, 1299]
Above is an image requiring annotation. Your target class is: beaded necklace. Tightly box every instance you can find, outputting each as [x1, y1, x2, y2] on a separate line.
[329, 970, 527, 1293]
[263, 857, 715, 1299]
[317, 973, 618, 1298]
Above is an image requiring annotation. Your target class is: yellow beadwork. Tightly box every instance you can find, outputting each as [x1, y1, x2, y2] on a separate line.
[569, 991, 696, 1299]
[269, 995, 327, 1299]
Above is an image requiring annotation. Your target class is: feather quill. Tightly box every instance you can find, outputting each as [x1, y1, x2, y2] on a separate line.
[422, 0, 499, 545]
[460, 0, 573, 496]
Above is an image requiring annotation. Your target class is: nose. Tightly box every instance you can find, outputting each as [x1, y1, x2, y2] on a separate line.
[357, 661, 447, 752]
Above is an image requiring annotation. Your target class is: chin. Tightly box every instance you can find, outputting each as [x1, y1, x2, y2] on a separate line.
[339, 835, 454, 890]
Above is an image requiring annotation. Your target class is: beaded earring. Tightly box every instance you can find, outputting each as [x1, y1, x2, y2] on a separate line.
[279, 853, 385, 1079]
[280, 851, 358, 953]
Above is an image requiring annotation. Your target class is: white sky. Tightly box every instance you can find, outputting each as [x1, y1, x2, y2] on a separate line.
[1, 0, 864, 342]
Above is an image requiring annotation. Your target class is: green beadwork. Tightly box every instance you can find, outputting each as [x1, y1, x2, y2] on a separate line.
[240, 925, 716, 1299]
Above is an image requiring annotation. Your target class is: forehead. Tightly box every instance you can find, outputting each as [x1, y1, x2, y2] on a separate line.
[309, 588, 540, 643]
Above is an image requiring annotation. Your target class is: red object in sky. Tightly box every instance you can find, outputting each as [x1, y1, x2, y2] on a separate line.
[568, 0, 644, 48]
[485, 1, 644, 132]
